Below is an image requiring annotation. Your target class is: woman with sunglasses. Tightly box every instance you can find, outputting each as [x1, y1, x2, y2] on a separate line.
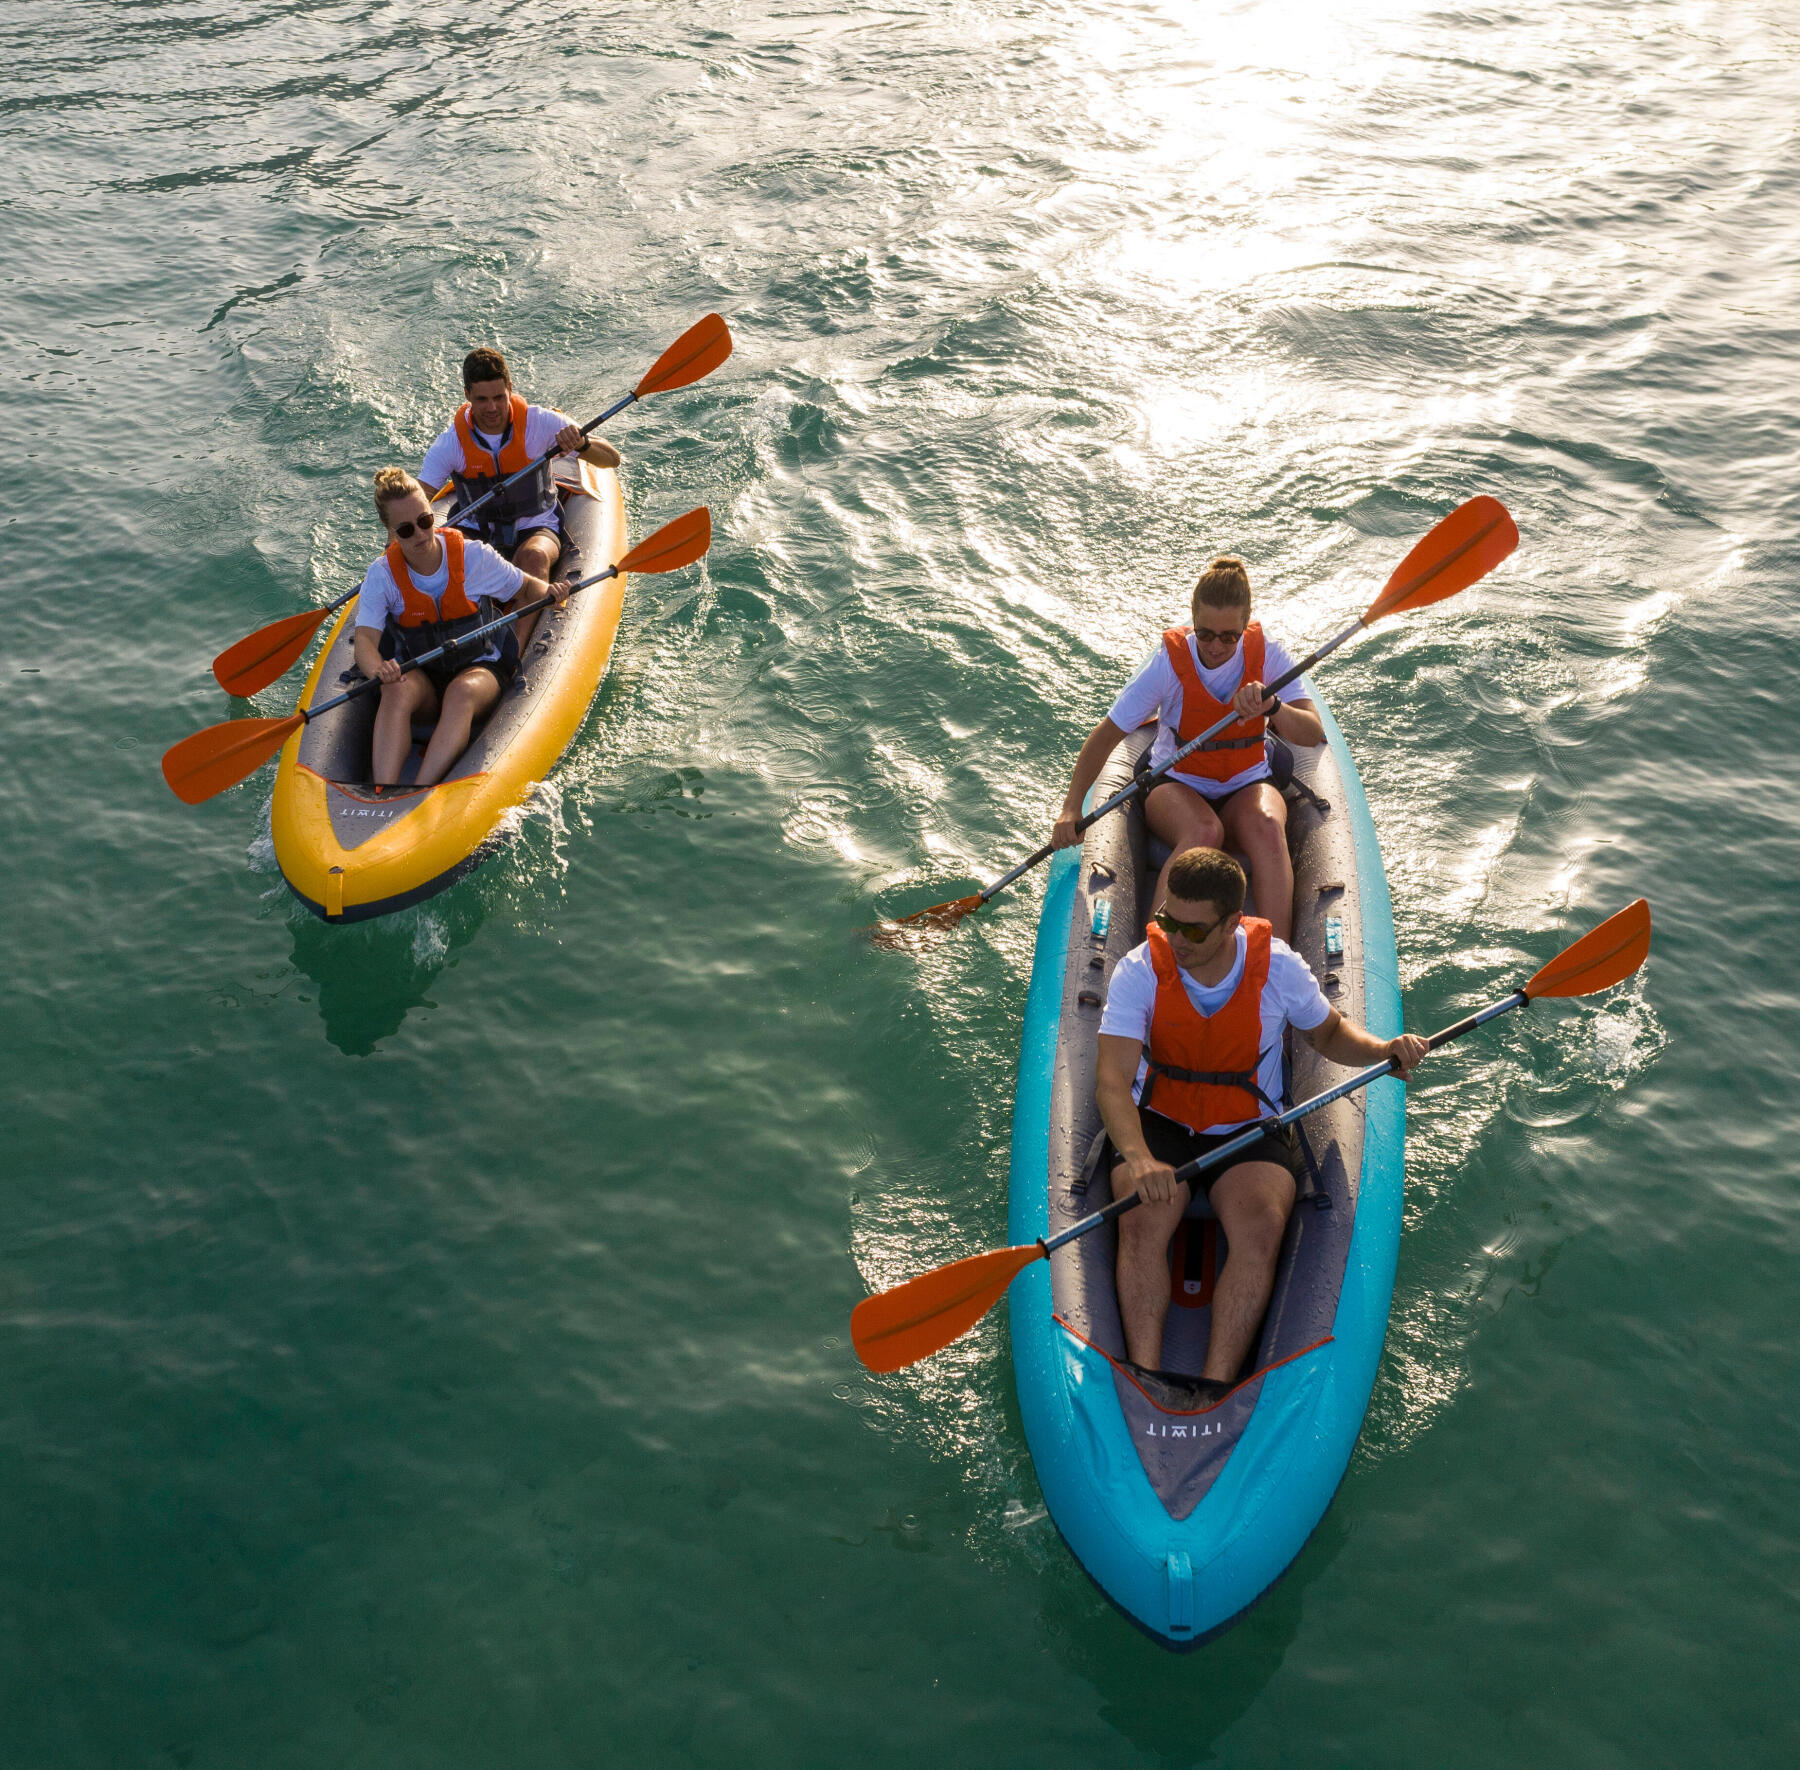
[351, 467, 572, 791]
[1051, 555, 1323, 941]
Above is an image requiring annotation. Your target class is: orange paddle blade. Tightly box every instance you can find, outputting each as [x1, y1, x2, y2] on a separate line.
[636, 313, 732, 398]
[619, 506, 712, 576]
[852, 1243, 1045, 1373]
[1363, 495, 1519, 624]
[1523, 898, 1651, 999]
[211, 605, 332, 697]
[161, 712, 305, 805]
[864, 893, 984, 945]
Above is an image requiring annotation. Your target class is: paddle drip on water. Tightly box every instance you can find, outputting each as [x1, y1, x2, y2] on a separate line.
[865, 891, 984, 946]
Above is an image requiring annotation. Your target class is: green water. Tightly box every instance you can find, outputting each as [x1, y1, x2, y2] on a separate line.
[6, 1, 1799, 1763]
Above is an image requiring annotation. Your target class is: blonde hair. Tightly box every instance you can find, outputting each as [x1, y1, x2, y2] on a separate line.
[1193, 554, 1252, 619]
[372, 467, 425, 527]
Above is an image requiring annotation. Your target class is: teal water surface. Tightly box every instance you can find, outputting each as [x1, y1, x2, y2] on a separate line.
[5, 2, 1799, 1764]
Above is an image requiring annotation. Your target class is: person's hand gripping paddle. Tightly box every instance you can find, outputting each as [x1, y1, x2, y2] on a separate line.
[871, 495, 1518, 943]
[163, 507, 712, 806]
[207, 314, 732, 698]
[849, 898, 1651, 1372]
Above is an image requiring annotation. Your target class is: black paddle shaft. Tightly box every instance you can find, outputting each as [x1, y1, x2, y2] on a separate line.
[298, 564, 619, 726]
[298, 406, 626, 625]
[1043, 987, 1530, 1255]
[977, 614, 1368, 907]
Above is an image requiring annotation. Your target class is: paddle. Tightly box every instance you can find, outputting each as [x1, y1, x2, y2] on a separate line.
[164, 507, 712, 805]
[851, 897, 1651, 1372]
[874, 496, 1519, 940]
[209, 314, 733, 697]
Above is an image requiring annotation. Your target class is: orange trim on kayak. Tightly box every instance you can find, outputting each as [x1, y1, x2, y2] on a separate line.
[1051, 1312, 1335, 1417]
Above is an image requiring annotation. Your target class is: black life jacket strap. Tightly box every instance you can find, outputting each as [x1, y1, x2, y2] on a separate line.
[1139, 1044, 1282, 1119]
[385, 598, 502, 664]
[450, 415, 557, 550]
[1191, 726, 1264, 752]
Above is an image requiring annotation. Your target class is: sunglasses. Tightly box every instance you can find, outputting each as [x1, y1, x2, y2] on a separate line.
[391, 510, 436, 540]
[1153, 907, 1227, 944]
[1192, 624, 1244, 646]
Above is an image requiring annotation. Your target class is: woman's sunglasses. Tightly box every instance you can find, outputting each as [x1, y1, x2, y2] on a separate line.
[392, 510, 436, 540]
[1192, 624, 1244, 646]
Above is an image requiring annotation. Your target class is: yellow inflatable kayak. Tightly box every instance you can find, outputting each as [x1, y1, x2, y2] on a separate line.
[272, 458, 628, 922]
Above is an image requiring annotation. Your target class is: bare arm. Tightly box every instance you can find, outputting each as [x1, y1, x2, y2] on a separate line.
[1052, 717, 1129, 848]
[1265, 694, 1323, 749]
[509, 571, 560, 604]
[1097, 1034, 1184, 1206]
[554, 422, 620, 471]
[1233, 676, 1323, 749]
[354, 627, 401, 684]
[1302, 1008, 1427, 1078]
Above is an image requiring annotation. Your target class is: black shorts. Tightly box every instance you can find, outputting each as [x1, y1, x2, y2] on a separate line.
[416, 648, 516, 696]
[1111, 1104, 1299, 1198]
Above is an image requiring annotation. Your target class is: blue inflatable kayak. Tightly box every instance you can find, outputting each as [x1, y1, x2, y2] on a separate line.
[1006, 691, 1404, 1646]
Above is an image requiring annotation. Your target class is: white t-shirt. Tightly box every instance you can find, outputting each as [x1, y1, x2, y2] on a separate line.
[1098, 926, 1332, 1132]
[1107, 628, 1308, 799]
[420, 403, 573, 535]
[353, 537, 527, 667]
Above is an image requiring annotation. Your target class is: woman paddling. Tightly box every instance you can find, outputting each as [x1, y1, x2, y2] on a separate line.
[352, 468, 571, 790]
[1051, 555, 1324, 943]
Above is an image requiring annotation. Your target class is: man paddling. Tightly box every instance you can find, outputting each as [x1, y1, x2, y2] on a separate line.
[1052, 555, 1323, 942]
[420, 346, 620, 655]
[353, 468, 571, 790]
[1097, 847, 1426, 1407]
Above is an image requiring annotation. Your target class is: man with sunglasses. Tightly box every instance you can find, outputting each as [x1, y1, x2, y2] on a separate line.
[419, 346, 621, 656]
[1096, 847, 1427, 1407]
[1051, 554, 1323, 942]
[352, 468, 572, 790]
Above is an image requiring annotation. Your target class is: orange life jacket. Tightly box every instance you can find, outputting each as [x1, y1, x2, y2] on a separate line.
[450, 395, 557, 548]
[385, 528, 478, 625]
[1162, 621, 1267, 784]
[1140, 917, 1281, 1131]
[454, 394, 533, 479]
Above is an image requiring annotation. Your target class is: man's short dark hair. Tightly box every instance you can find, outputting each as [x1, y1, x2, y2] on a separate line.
[1165, 847, 1246, 916]
[462, 347, 511, 390]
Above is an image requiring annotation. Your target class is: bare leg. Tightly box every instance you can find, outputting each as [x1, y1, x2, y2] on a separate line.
[1112, 1163, 1191, 1370]
[415, 667, 502, 786]
[372, 672, 439, 786]
[1201, 1161, 1295, 1384]
[509, 529, 561, 654]
[1145, 780, 1226, 910]
[1221, 782, 1293, 943]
